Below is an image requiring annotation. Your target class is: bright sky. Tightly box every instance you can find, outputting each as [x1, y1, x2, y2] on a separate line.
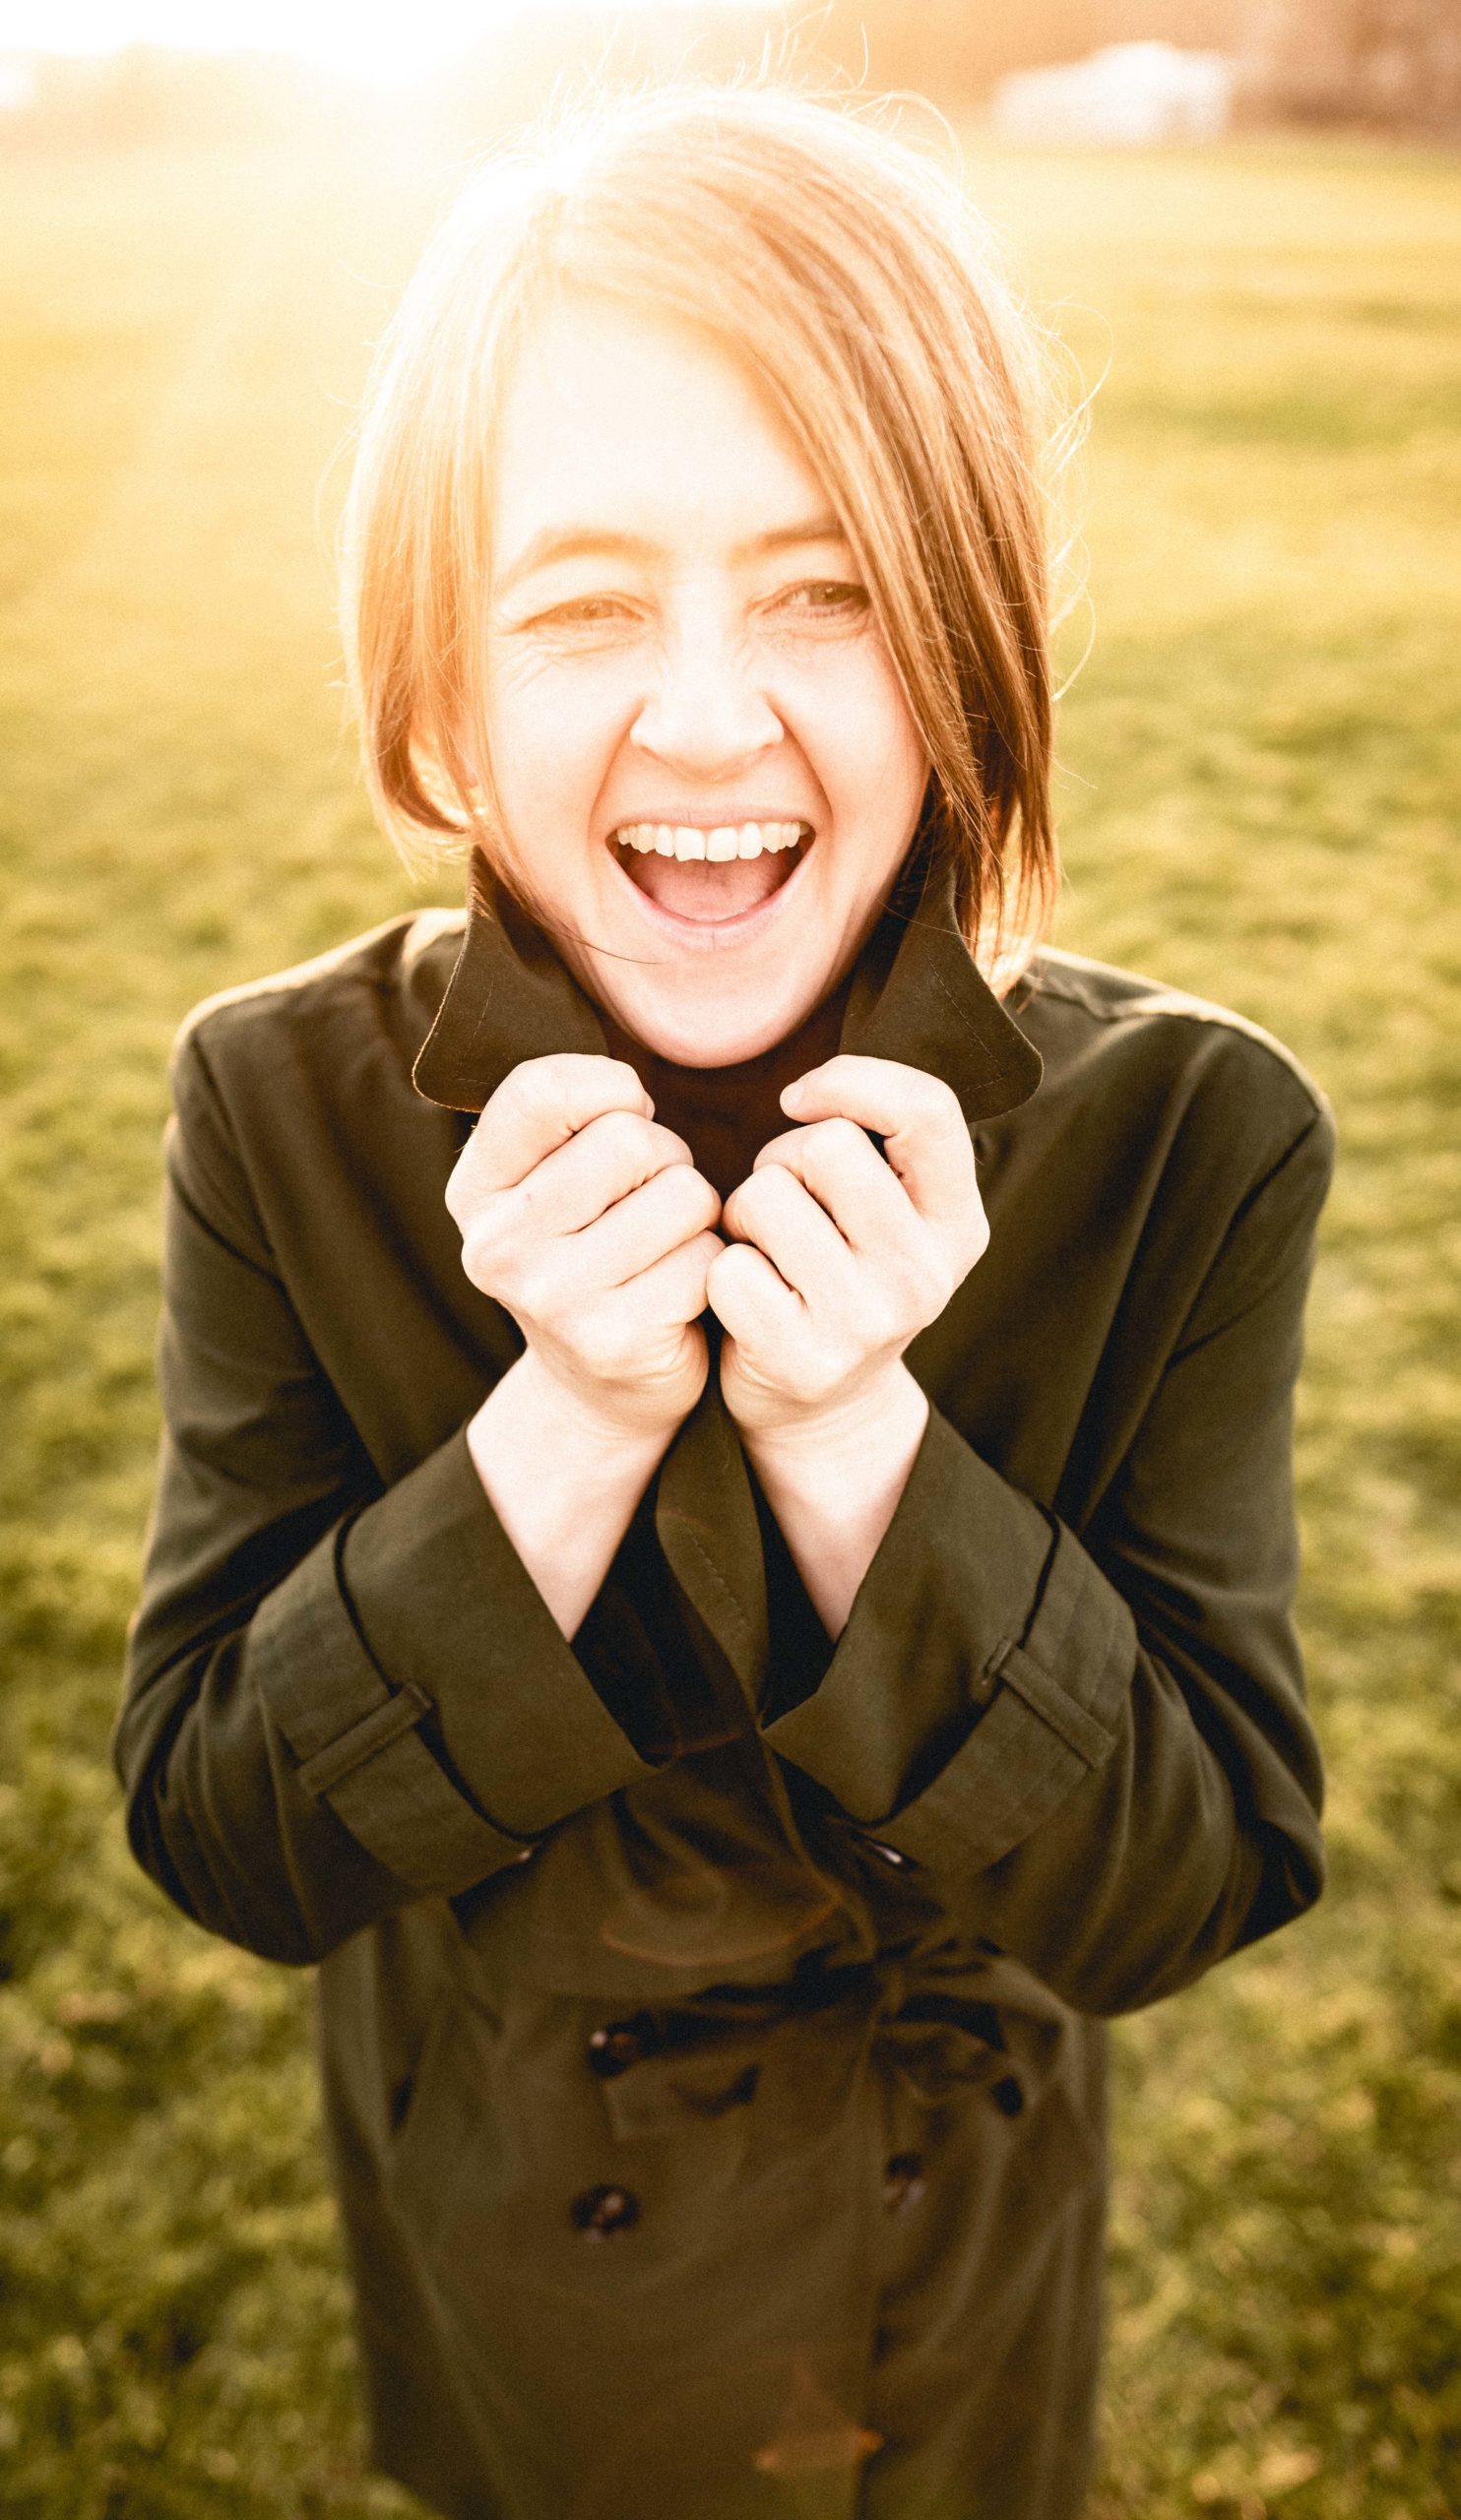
[0, 1, 733, 85]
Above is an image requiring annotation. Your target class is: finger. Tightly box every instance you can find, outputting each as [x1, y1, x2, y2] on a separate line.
[507, 1108, 693, 1242]
[751, 1116, 912, 1258]
[705, 1238, 803, 1347]
[574, 1164, 722, 1290]
[780, 1055, 977, 1227]
[722, 1162, 858, 1305]
[564, 1238, 717, 1389]
[622, 1227, 725, 1329]
[463, 1055, 653, 1197]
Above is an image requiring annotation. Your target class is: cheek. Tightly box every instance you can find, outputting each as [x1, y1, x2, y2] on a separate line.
[484, 660, 625, 818]
[862, 649, 927, 774]
[803, 653, 927, 827]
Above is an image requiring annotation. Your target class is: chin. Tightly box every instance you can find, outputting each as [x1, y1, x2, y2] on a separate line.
[608, 973, 819, 1068]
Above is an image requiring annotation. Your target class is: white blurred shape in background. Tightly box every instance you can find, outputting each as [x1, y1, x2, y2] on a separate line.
[990, 40, 1238, 146]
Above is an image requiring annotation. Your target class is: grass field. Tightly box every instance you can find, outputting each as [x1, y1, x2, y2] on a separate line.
[1, 114, 1458, 2520]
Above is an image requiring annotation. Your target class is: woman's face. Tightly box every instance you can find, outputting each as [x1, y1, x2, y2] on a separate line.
[480, 295, 929, 1066]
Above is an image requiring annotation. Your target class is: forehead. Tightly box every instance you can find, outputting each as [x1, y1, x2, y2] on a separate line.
[489, 293, 838, 567]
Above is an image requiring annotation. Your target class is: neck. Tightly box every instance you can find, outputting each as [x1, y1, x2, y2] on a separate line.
[599, 978, 855, 1202]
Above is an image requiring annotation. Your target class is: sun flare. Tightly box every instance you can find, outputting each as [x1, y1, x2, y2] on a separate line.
[6, 0, 534, 87]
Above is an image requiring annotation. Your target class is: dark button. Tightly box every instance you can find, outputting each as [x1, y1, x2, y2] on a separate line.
[587, 2021, 646, 2079]
[991, 2075, 1025, 2117]
[587, 2011, 664, 2079]
[882, 2152, 925, 2212]
[571, 2183, 640, 2241]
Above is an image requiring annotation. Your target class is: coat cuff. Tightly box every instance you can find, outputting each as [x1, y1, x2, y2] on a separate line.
[249, 1429, 658, 1887]
[763, 1405, 1135, 1863]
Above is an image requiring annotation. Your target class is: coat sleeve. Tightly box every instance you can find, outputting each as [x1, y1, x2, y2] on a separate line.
[114, 1029, 658, 1966]
[762, 1102, 1336, 2018]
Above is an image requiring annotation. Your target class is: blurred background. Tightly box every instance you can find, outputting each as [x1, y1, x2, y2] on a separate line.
[1, 4, 1458, 2516]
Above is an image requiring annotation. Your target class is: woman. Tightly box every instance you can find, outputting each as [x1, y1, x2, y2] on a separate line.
[116, 84, 1335, 2520]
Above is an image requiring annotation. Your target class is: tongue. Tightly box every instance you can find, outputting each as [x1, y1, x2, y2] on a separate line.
[628, 849, 794, 921]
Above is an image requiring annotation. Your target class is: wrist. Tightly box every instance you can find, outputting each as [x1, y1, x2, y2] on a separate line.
[474, 1348, 672, 1486]
[743, 1365, 930, 1642]
[466, 1352, 674, 1639]
[743, 1361, 928, 1483]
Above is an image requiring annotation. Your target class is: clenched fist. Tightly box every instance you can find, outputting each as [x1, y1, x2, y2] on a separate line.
[447, 1052, 723, 1446]
[707, 1054, 988, 1448]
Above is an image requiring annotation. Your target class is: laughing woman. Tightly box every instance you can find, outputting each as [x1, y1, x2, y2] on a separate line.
[116, 84, 1335, 2520]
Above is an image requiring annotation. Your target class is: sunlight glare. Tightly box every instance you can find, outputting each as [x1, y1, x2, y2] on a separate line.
[2, 1, 533, 86]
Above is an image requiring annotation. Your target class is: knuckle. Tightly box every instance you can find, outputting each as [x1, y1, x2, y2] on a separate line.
[912, 1068, 955, 1117]
[857, 1290, 903, 1354]
[446, 1133, 497, 1221]
[588, 1106, 644, 1164]
[512, 1253, 562, 1323]
[871, 1238, 937, 1331]
[603, 1108, 684, 1181]
[820, 1116, 867, 1162]
[706, 1239, 752, 1306]
[459, 1206, 507, 1286]
[459, 1228, 490, 1291]
[659, 1172, 706, 1239]
[723, 1178, 754, 1234]
[649, 1121, 694, 1167]
[684, 1170, 723, 1231]
[507, 1057, 563, 1120]
[732, 1178, 774, 1239]
[746, 1162, 789, 1212]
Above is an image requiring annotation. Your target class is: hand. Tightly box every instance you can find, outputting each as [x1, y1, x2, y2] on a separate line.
[707, 1055, 987, 1450]
[446, 1053, 723, 1445]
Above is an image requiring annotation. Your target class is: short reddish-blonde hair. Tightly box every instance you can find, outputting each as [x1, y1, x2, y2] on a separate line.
[342, 81, 1071, 972]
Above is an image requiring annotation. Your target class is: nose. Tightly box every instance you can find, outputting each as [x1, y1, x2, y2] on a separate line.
[628, 603, 784, 778]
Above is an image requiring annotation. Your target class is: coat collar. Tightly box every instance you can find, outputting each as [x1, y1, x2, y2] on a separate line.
[413, 846, 1043, 1129]
[413, 846, 1042, 1733]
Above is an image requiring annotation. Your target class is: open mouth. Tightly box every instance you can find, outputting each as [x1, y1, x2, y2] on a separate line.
[608, 820, 812, 926]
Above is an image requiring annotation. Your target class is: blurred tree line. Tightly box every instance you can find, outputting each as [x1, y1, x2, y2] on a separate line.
[803, 0, 1247, 100]
[804, 0, 1461, 127]
[1, 0, 1457, 146]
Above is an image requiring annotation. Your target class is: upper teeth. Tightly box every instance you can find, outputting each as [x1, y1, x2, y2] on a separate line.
[613, 821, 805, 861]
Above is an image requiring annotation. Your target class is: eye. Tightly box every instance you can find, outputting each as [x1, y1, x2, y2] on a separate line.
[537, 596, 633, 629]
[776, 580, 870, 623]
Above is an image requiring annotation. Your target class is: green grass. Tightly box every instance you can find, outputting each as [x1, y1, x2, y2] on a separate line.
[1, 123, 1458, 2520]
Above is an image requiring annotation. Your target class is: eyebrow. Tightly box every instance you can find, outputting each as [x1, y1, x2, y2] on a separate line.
[493, 514, 850, 598]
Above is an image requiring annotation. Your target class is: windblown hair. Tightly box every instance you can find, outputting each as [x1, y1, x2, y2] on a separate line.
[342, 81, 1075, 972]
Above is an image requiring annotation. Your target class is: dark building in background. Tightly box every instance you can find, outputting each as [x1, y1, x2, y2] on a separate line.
[1243, 0, 1461, 131]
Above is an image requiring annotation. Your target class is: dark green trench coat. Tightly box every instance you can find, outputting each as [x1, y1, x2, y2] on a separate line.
[116, 851, 1335, 2520]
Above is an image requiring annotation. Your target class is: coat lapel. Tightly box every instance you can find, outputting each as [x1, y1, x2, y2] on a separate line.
[413, 847, 1043, 1707]
[839, 868, 1044, 1124]
[412, 853, 607, 1112]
